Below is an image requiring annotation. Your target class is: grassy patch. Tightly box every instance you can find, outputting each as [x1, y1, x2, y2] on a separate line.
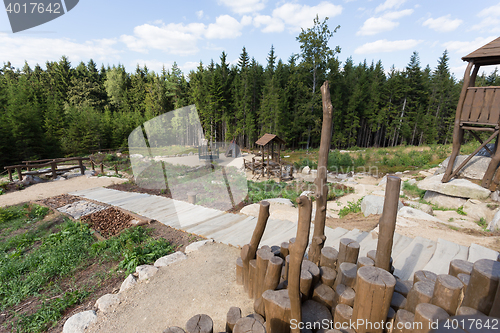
[0, 204, 175, 332]
[477, 217, 488, 230]
[339, 198, 363, 218]
[402, 181, 426, 199]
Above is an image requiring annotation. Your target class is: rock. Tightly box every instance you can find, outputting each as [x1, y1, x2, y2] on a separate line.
[488, 210, 500, 231]
[463, 199, 498, 222]
[378, 175, 387, 186]
[63, 310, 97, 333]
[397, 206, 442, 222]
[302, 166, 311, 175]
[435, 155, 495, 180]
[265, 198, 294, 206]
[407, 179, 417, 185]
[136, 264, 158, 280]
[419, 170, 434, 178]
[154, 251, 187, 267]
[371, 190, 404, 197]
[32, 176, 43, 184]
[492, 191, 500, 202]
[403, 200, 433, 215]
[21, 175, 33, 186]
[423, 191, 467, 209]
[361, 195, 403, 217]
[188, 152, 194, 156]
[185, 240, 214, 254]
[417, 174, 491, 200]
[95, 293, 121, 313]
[240, 203, 260, 216]
[119, 274, 137, 293]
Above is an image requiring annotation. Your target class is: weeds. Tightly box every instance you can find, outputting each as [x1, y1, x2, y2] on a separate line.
[339, 198, 363, 218]
[477, 217, 488, 230]
[402, 181, 426, 199]
[457, 206, 467, 216]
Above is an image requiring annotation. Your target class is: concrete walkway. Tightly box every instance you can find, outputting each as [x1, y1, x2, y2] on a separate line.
[70, 187, 499, 281]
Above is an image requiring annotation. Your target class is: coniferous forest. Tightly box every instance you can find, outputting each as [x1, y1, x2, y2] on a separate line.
[1, 18, 500, 170]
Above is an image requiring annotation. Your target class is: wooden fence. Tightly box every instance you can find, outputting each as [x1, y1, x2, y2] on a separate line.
[4, 157, 90, 182]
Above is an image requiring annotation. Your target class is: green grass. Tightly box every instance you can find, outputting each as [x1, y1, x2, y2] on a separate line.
[0, 204, 175, 332]
[339, 198, 363, 218]
[402, 181, 426, 200]
[477, 217, 488, 230]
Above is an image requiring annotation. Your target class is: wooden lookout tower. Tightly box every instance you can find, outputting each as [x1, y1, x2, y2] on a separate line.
[442, 37, 500, 189]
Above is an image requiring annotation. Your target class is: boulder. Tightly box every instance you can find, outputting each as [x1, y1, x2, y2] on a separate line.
[492, 190, 500, 202]
[265, 198, 294, 206]
[154, 251, 187, 267]
[119, 274, 137, 293]
[423, 191, 467, 209]
[417, 174, 491, 200]
[488, 210, 500, 231]
[378, 175, 387, 186]
[95, 293, 121, 313]
[361, 195, 403, 217]
[63, 310, 97, 333]
[136, 264, 158, 281]
[435, 155, 495, 180]
[185, 240, 214, 254]
[407, 179, 417, 185]
[463, 199, 498, 222]
[302, 166, 311, 175]
[240, 203, 260, 216]
[397, 206, 442, 222]
[300, 190, 314, 197]
[403, 200, 433, 215]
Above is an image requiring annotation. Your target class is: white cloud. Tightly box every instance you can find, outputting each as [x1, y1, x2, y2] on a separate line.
[272, 1, 343, 32]
[354, 39, 423, 54]
[357, 9, 413, 36]
[0, 33, 121, 68]
[241, 15, 253, 26]
[205, 15, 244, 39]
[422, 15, 463, 32]
[472, 3, 500, 32]
[442, 36, 497, 55]
[218, 0, 266, 14]
[375, 0, 407, 13]
[196, 10, 204, 19]
[253, 15, 285, 33]
[120, 22, 205, 56]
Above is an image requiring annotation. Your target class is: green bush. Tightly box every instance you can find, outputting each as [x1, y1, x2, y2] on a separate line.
[339, 198, 363, 218]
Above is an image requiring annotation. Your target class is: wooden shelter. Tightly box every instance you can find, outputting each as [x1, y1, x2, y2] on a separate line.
[244, 133, 293, 181]
[442, 37, 500, 189]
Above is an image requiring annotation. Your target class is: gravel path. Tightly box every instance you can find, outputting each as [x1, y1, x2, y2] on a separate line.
[0, 175, 127, 207]
[86, 242, 253, 333]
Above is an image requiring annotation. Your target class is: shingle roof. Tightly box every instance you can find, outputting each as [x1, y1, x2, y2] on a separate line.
[255, 133, 286, 146]
[462, 36, 500, 65]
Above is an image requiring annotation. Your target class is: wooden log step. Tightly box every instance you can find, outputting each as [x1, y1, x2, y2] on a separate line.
[312, 284, 335, 310]
[413, 303, 449, 333]
[414, 270, 437, 284]
[226, 307, 241, 333]
[449, 259, 473, 277]
[262, 289, 291, 333]
[405, 281, 434, 313]
[233, 317, 266, 333]
[393, 309, 415, 333]
[320, 247, 339, 270]
[319, 266, 336, 287]
[334, 263, 357, 290]
[186, 314, 213, 333]
[462, 259, 500, 314]
[338, 238, 360, 267]
[430, 274, 464, 316]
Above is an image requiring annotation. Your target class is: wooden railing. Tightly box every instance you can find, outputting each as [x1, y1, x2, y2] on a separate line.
[4, 157, 90, 182]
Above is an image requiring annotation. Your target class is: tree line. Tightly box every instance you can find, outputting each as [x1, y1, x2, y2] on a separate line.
[1, 17, 499, 170]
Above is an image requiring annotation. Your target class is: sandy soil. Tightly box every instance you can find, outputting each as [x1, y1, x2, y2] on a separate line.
[0, 175, 127, 207]
[86, 242, 253, 333]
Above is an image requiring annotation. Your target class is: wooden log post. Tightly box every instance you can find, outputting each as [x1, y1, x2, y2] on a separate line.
[50, 162, 57, 179]
[254, 248, 275, 299]
[7, 168, 12, 182]
[262, 289, 291, 333]
[100, 163, 104, 175]
[489, 278, 500, 317]
[405, 281, 434, 313]
[16, 167, 23, 181]
[393, 309, 415, 333]
[233, 317, 266, 333]
[300, 270, 313, 301]
[249, 260, 257, 298]
[320, 266, 336, 287]
[414, 270, 438, 284]
[280, 242, 289, 259]
[241, 201, 271, 293]
[186, 314, 213, 333]
[226, 307, 242, 333]
[187, 192, 197, 204]
[391, 292, 407, 312]
[413, 303, 449, 333]
[375, 175, 401, 271]
[449, 259, 473, 277]
[395, 279, 413, 298]
[312, 284, 335, 310]
[457, 273, 470, 293]
[352, 266, 396, 333]
[456, 306, 485, 316]
[333, 284, 356, 309]
[357, 257, 375, 270]
[308, 82, 333, 265]
[91, 160, 95, 171]
[333, 304, 353, 328]
[289, 195, 312, 333]
[320, 247, 339, 270]
[79, 158, 85, 175]
[337, 238, 360, 267]
[254, 255, 283, 316]
[252, 157, 255, 175]
[430, 274, 464, 316]
[461, 259, 500, 314]
[114, 164, 118, 175]
[333, 263, 358, 290]
[236, 257, 243, 285]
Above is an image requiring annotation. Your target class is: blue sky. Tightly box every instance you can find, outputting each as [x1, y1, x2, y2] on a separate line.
[1, 0, 500, 79]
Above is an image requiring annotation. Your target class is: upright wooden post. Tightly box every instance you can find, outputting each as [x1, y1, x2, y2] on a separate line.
[114, 165, 118, 175]
[254, 256, 283, 316]
[308, 80, 333, 265]
[16, 167, 23, 181]
[7, 168, 12, 182]
[241, 201, 270, 293]
[50, 162, 57, 179]
[289, 195, 312, 333]
[375, 175, 401, 271]
[91, 160, 95, 171]
[100, 163, 104, 175]
[79, 158, 85, 175]
[462, 258, 500, 314]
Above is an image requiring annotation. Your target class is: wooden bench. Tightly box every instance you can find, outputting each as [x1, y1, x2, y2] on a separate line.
[4, 157, 90, 181]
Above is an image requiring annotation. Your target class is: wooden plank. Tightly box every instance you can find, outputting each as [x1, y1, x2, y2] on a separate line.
[359, 230, 379, 257]
[469, 87, 485, 122]
[260, 225, 298, 247]
[479, 88, 495, 123]
[184, 213, 249, 235]
[468, 243, 499, 263]
[323, 227, 349, 249]
[423, 238, 465, 275]
[260, 219, 297, 244]
[392, 233, 413, 260]
[460, 88, 476, 122]
[392, 236, 437, 281]
[488, 88, 500, 124]
[206, 216, 257, 242]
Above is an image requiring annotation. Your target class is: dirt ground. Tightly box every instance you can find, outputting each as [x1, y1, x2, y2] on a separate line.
[86, 242, 253, 333]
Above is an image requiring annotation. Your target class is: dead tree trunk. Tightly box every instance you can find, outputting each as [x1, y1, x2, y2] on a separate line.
[308, 81, 333, 265]
[289, 196, 312, 333]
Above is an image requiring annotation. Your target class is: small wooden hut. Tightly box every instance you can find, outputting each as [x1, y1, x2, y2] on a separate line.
[442, 37, 500, 189]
